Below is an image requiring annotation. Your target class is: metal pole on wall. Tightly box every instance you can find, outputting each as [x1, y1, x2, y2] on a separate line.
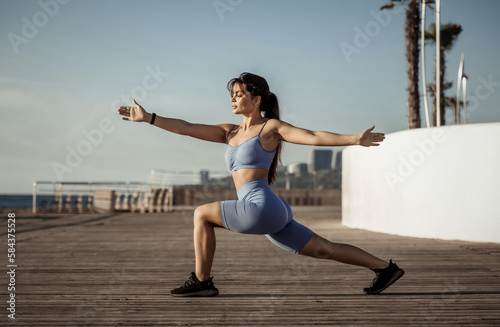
[32, 182, 37, 214]
[456, 53, 464, 124]
[421, 0, 430, 128]
[463, 75, 468, 124]
[436, 0, 441, 126]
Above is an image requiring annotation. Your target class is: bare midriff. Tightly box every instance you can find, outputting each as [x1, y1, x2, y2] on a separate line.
[232, 168, 268, 191]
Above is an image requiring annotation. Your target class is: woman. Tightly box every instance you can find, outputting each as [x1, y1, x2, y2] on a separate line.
[117, 72, 404, 297]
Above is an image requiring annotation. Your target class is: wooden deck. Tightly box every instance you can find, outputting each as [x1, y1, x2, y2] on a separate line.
[2, 206, 500, 326]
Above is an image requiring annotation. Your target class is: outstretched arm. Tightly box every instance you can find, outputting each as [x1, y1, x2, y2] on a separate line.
[275, 121, 385, 147]
[117, 100, 232, 144]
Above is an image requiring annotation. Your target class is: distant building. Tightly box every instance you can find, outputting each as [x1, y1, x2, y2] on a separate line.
[288, 163, 309, 177]
[308, 149, 332, 173]
[333, 150, 342, 170]
[199, 170, 210, 184]
[277, 165, 287, 174]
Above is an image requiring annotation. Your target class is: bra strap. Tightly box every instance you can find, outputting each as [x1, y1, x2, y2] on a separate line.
[258, 120, 269, 136]
[226, 124, 238, 144]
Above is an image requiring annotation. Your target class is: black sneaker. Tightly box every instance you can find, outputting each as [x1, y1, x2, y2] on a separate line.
[170, 272, 219, 297]
[363, 260, 404, 294]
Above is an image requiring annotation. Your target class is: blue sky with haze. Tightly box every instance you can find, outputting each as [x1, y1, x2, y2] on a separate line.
[1, 0, 500, 194]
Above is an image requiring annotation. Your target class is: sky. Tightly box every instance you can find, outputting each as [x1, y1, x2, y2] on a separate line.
[1, 0, 500, 194]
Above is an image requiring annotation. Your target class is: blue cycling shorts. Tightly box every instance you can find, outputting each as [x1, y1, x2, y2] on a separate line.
[220, 178, 314, 253]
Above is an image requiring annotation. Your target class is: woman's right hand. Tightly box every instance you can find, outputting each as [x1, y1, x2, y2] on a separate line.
[117, 99, 150, 122]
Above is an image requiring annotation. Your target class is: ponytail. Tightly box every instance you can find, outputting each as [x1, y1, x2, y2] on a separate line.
[227, 73, 282, 185]
[262, 92, 282, 185]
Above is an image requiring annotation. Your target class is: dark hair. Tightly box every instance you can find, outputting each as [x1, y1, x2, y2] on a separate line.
[227, 72, 282, 185]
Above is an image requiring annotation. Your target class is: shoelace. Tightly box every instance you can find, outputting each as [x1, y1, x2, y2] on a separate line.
[182, 275, 198, 288]
[371, 271, 383, 286]
[369, 264, 392, 288]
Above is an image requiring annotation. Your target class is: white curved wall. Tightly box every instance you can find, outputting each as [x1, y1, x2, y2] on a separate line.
[342, 122, 500, 243]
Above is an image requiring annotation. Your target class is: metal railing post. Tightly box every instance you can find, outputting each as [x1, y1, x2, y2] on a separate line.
[33, 182, 37, 214]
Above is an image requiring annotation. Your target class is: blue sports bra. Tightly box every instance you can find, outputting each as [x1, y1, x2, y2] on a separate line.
[225, 121, 277, 172]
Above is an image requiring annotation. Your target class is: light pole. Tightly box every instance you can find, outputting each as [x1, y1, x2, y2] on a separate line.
[455, 53, 464, 124]
[462, 74, 468, 124]
[436, 0, 441, 126]
[422, 0, 431, 128]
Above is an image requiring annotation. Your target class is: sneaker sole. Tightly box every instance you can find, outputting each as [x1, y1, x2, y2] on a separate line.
[171, 288, 219, 297]
[363, 268, 405, 295]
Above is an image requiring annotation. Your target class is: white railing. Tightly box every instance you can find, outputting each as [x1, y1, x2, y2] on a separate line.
[149, 169, 230, 186]
[32, 181, 173, 214]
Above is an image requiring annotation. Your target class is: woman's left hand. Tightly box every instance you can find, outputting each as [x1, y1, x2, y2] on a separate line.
[359, 125, 385, 147]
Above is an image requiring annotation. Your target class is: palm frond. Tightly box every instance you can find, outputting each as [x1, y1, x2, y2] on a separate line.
[380, 0, 405, 10]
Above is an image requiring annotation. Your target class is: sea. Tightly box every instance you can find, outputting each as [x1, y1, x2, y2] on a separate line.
[0, 194, 90, 210]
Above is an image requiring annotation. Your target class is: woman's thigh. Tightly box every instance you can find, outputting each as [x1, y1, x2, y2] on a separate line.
[220, 193, 290, 234]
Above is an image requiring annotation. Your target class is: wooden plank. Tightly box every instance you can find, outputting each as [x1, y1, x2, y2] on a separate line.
[1, 206, 500, 326]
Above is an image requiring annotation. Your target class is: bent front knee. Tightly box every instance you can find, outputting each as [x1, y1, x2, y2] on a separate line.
[193, 205, 215, 227]
[193, 203, 223, 228]
[193, 206, 205, 226]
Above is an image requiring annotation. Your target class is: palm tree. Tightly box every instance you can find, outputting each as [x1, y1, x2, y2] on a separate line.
[424, 23, 462, 126]
[381, 0, 421, 129]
